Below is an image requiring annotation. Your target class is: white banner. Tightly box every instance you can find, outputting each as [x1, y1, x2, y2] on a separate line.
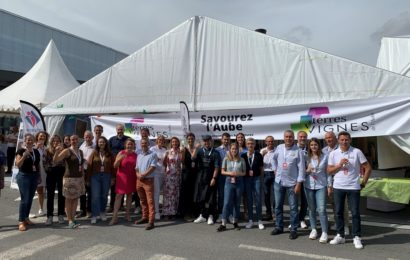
[91, 95, 410, 140]
[19, 100, 46, 135]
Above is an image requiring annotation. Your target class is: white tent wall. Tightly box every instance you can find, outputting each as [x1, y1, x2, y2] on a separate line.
[0, 40, 79, 112]
[376, 36, 410, 168]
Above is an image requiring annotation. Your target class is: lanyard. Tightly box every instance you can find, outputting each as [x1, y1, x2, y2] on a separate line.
[283, 146, 291, 162]
[71, 148, 82, 164]
[231, 160, 237, 170]
[203, 148, 213, 157]
[28, 150, 36, 165]
[99, 152, 105, 165]
[248, 153, 254, 168]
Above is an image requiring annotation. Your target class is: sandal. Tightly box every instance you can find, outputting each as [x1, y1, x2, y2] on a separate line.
[24, 219, 35, 226]
[68, 222, 80, 229]
[18, 222, 27, 231]
[217, 225, 226, 232]
[109, 217, 118, 226]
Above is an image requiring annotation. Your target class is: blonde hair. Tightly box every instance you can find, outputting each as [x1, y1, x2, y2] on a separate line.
[226, 143, 240, 162]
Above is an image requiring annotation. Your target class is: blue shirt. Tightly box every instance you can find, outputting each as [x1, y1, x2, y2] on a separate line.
[273, 144, 305, 187]
[304, 153, 332, 190]
[135, 150, 157, 179]
[216, 145, 229, 162]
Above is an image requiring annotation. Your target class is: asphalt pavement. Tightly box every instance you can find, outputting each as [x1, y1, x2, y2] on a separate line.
[0, 180, 409, 260]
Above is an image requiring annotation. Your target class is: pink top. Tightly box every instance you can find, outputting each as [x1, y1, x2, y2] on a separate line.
[115, 150, 137, 194]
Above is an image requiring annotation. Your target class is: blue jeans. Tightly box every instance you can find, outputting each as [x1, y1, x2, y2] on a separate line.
[334, 188, 361, 237]
[274, 182, 299, 232]
[221, 177, 243, 221]
[16, 172, 38, 222]
[245, 176, 262, 221]
[305, 187, 328, 232]
[263, 171, 275, 216]
[91, 173, 111, 217]
[217, 174, 226, 215]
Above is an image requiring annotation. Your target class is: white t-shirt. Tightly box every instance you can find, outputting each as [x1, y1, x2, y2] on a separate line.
[149, 145, 167, 177]
[328, 146, 367, 190]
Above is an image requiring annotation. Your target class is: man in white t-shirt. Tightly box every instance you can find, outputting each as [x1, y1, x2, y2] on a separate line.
[327, 131, 371, 249]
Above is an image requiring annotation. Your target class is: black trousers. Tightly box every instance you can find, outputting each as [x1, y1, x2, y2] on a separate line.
[7, 147, 15, 173]
[80, 184, 92, 213]
[46, 166, 65, 217]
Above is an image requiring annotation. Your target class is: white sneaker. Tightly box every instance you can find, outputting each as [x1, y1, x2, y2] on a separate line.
[319, 232, 328, 243]
[245, 220, 254, 229]
[155, 213, 161, 220]
[207, 215, 214, 225]
[58, 215, 65, 224]
[330, 234, 346, 245]
[344, 226, 350, 236]
[91, 217, 97, 224]
[300, 220, 308, 229]
[45, 216, 53, 226]
[193, 214, 206, 223]
[353, 236, 363, 249]
[100, 213, 107, 221]
[134, 207, 141, 214]
[309, 229, 318, 240]
[228, 215, 234, 224]
[216, 215, 222, 223]
[37, 209, 45, 217]
[258, 221, 265, 230]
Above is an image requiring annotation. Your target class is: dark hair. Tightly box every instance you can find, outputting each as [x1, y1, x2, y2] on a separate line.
[170, 137, 180, 147]
[140, 128, 150, 135]
[186, 132, 195, 139]
[35, 131, 49, 146]
[63, 135, 71, 148]
[221, 132, 231, 139]
[94, 125, 103, 130]
[338, 131, 351, 139]
[307, 138, 322, 159]
[96, 136, 112, 157]
[235, 132, 246, 148]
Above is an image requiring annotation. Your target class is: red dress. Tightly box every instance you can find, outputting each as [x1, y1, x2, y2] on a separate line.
[115, 151, 137, 194]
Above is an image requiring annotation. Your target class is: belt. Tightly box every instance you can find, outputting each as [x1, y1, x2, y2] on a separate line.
[264, 170, 274, 173]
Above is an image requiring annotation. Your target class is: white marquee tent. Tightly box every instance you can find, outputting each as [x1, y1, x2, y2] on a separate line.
[42, 17, 410, 153]
[42, 16, 410, 115]
[0, 40, 79, 112]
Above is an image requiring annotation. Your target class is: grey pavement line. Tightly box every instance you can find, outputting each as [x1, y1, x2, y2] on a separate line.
[238, 244, 351, 260]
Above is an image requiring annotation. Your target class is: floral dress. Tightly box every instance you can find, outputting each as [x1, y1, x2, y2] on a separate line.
[162, 148, 182, 216]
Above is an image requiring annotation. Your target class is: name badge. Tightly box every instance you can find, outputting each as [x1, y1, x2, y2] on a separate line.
[231, 177, 236, 184]
[191, 162, 195, 168]
[100, 166, 105, 172]
[32, 165, 37, 172]
[343, 168, 348, 176]
[282, 162, 288, 169]
[249, 170, 254, 177]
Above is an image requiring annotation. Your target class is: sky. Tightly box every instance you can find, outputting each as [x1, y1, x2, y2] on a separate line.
[1, 0, 410, 66]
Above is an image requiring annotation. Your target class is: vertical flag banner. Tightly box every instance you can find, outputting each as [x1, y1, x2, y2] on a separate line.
[180, 101, 190, 136]
[19, 100, 47, 135]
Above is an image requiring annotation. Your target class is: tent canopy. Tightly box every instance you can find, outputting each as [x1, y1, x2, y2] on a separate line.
[0, 40, 79, 112]
[42, 16, 410, 116]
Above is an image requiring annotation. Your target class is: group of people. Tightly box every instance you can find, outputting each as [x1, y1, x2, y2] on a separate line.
[13, 124, 371, 250]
